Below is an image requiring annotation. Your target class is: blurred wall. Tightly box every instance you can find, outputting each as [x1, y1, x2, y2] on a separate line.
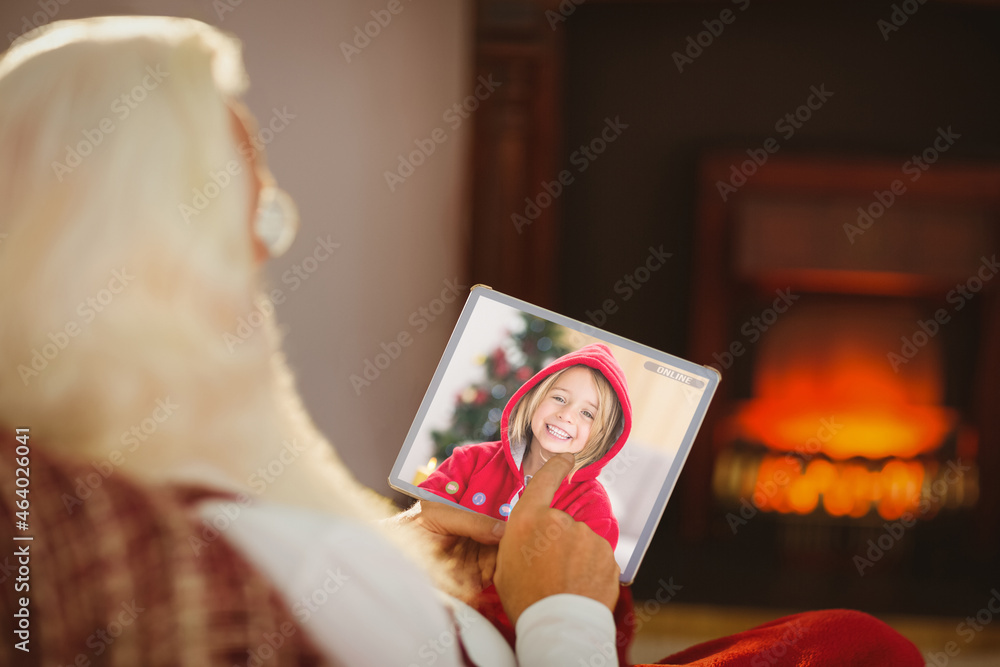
[0, 0, 473, 497]
[556, 1, 1000, 357]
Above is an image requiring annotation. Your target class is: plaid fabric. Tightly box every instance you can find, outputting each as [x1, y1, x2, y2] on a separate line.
[0, 432, 330, 667]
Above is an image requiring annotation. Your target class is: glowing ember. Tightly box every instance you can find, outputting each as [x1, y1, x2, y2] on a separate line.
[715, 300, 975, 519]
[751, 456, 926, 520]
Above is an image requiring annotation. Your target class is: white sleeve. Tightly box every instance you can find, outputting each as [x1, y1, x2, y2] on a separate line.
[514, 595, 618, 667]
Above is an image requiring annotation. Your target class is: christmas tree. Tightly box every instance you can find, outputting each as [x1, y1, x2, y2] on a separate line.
[430, 313, 574, 462]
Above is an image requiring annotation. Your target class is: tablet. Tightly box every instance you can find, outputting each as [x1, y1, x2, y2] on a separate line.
[388, 286, 719, 584]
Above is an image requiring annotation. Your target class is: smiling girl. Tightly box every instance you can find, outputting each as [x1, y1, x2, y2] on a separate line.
[419, 343, 631, 549]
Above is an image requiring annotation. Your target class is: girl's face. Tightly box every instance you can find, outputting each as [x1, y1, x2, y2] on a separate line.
[529, 366, 600, 457]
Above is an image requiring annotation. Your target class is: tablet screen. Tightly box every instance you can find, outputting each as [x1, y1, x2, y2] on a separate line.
[389, 286, 719, 584]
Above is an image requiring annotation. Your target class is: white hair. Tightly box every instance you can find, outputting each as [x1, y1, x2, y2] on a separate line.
[0, 17, 389, 523]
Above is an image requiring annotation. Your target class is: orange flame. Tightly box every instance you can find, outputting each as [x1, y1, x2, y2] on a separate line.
[752, 456, 927, 519]
[732, 300, 955, 460]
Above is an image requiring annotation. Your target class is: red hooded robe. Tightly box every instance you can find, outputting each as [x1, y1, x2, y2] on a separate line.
[419, 342, 632, 549]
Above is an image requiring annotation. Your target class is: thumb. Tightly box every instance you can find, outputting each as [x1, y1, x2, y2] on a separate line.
[419, 500, 507, 544]
[514, 452, 574, 513]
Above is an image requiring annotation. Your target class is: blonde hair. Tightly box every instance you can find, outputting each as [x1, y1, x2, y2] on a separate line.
[507, 364, 623, 474]
[0, 17, 386, 522]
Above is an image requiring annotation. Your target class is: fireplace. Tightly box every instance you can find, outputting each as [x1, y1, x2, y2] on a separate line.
[684, 154, 1000, 612]
[464, 0, 1000, 613]
[714, 296, 979, 521]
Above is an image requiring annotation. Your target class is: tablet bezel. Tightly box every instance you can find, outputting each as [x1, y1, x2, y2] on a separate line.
[388, 285, 720, 584]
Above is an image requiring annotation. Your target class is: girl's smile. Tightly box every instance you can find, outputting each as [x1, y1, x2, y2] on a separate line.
[529, 366, 600, 458]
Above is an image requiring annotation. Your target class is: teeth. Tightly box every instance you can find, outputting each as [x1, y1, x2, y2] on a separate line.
[547, 425, 571, 440]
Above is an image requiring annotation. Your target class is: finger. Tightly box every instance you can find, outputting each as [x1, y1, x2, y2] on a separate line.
[479, 546, 497, 588]
[513, 452, 574, 513]
[419, 500, 506, 544]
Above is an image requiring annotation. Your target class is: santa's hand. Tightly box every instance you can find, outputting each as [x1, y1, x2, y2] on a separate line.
[391, 499, 505, 592]
[493, 453, 620, 624]
[412, 498, 506, 544]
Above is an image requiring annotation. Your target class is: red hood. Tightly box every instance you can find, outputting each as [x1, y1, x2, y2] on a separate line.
[499, 343, 632, 482]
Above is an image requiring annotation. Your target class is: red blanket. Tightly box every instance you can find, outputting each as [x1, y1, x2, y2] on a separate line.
[643, 608, 925, 666]
[618, 587, 925, 666]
